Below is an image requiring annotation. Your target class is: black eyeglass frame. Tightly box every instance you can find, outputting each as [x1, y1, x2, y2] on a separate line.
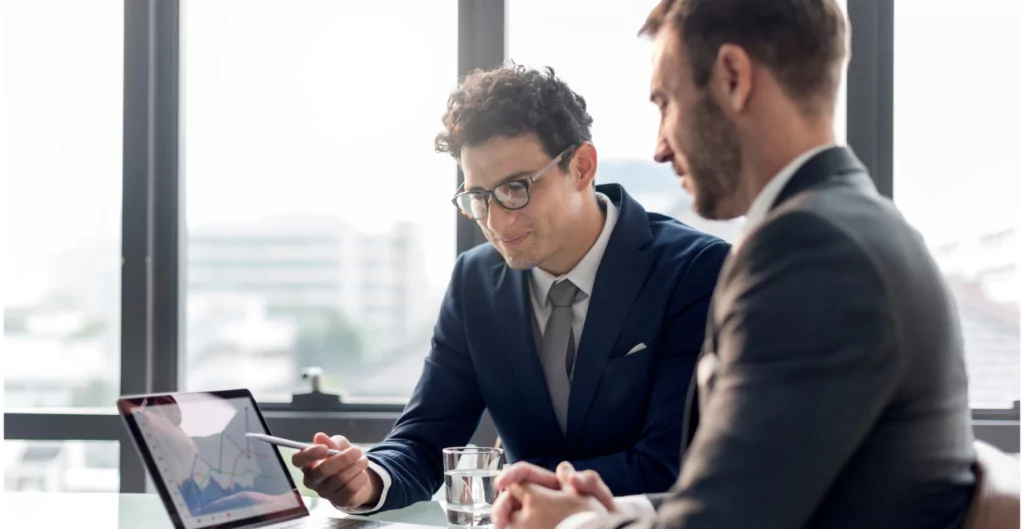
[452, 145, 577, 220]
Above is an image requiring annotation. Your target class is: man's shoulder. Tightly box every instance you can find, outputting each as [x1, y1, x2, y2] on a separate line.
[743, 203, 878, 272]
[450, 213, 731, 288]
[758, 182, 917, 266]
[736, 185, 935, 306]
[644, 212, 731, 266]
[599, 183, 731, 264]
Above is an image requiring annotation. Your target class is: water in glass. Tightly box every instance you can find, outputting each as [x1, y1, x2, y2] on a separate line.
[443, 447, 503, 526]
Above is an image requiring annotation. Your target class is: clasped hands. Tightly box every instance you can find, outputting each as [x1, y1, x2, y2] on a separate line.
[492, 461, 619, 529]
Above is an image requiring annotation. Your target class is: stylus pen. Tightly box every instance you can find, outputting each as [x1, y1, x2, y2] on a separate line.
[245, 433, 344, 456]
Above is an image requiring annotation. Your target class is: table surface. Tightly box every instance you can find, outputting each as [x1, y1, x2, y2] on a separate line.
[0, 492, 450, 528]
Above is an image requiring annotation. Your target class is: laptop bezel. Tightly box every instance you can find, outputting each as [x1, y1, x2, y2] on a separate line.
[117, 388, 310, 529]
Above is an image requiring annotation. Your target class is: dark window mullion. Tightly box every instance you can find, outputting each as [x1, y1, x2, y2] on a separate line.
[845, 0, 894, 199]
[455, 0, 504, 255]
[119, 0, 181, 494]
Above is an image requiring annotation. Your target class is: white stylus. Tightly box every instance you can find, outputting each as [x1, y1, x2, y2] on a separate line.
[245, 433, 344, 456]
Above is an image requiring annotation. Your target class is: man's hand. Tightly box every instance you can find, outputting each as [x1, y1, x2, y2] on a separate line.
[503, 483, 608, 529]
[495, 462, 562, 491]
[493, 462, 617, 529]
[291, 432, 382, 509]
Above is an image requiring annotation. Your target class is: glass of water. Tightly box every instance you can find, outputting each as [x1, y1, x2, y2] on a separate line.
[443, 446, 505, 526]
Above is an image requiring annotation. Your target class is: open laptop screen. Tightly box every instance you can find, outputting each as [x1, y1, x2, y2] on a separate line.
[119, 390, 306, 529]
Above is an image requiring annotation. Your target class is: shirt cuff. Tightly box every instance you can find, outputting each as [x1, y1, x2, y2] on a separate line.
[557, 511, 602, 529]
[612, 495, 656, 519]
[556, 496, 653, 529]
[334, 459, 392, 514]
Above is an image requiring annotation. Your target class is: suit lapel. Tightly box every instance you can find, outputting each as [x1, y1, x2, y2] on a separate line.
[682, 247, 737, 453]
[565, 186, 655, 451]
[682, 314, 713, 455]
[491, 263, 564, 438]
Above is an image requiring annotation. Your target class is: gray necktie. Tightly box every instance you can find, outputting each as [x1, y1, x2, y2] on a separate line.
[541, 279, 583, 433]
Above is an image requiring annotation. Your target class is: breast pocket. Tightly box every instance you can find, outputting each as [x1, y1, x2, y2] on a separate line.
[604, 339, 656, 366]
[599, 342, 657, 405]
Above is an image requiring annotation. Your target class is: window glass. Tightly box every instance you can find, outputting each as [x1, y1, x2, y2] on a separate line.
[183, 0, 458, 400]
[3, 0, 123, 410]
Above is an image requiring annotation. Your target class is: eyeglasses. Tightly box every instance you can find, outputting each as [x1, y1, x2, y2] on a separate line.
[452, 145, 576, 220]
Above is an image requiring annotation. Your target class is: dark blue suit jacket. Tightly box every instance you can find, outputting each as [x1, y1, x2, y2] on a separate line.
[366, 184, 729, 512]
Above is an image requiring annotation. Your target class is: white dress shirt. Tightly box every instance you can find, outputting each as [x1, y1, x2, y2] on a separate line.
[529, 192, 619, 350]
[557, 143, 836, 529]
[342, 193, 619, 515]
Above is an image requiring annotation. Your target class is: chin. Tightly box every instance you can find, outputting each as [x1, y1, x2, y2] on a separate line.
[494, 237, 545, 269]
[495, 247, 539, 270]
[502, 256, 539, 271]
[693, 192, 724, 221]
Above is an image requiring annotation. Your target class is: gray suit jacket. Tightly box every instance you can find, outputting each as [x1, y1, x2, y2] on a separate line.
[593, 147, 976, 529]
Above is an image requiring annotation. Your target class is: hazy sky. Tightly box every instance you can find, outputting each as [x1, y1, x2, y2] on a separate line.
[4, 0, 1021, 307]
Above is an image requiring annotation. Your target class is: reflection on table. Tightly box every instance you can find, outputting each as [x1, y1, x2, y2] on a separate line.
[1, 492, 449, 528]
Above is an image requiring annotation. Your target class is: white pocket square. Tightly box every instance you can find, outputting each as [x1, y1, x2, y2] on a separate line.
[626, 343, 648, 355]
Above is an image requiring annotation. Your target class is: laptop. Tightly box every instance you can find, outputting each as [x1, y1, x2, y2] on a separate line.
[117, 389, 419, 529]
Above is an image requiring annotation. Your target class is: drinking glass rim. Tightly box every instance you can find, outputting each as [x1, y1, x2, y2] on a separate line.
[442, 446, 504, 455]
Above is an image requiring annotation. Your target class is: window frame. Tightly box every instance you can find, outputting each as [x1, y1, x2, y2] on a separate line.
[4, 0, 1018, 495]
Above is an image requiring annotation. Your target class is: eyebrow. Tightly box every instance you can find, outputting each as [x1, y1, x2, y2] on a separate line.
[466, 169, 537, 192]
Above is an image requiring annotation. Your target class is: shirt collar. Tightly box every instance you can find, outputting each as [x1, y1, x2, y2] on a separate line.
[743, 143, 835, 233]
[531, 192, 619, 305]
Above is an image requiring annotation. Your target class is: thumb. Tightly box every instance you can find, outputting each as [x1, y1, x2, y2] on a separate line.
[556, 461, 576, 491]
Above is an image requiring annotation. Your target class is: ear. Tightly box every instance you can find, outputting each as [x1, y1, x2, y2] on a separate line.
[571, 142, 598, 190]
[710, 44, 753, 115]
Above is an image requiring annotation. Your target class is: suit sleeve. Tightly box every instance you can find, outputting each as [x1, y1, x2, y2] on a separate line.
[364, 253, 486, 512]
[524, 240, 730, 495]
[587, 212, 897, 529]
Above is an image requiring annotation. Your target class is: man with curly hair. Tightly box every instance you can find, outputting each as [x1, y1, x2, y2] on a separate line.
[292, 64, 729, 514]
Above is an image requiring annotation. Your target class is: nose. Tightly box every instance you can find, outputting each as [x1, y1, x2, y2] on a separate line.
[654, 135, 673, 165]
[485, 199, 518, 234]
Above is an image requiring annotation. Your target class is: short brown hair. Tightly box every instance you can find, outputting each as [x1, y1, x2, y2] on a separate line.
[435, 64, 593, 170]
[640, 0, 847, 114]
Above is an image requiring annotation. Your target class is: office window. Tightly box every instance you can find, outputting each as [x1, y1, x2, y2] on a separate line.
[894, 1, 1021, 407]
[507, 0, 848, 244]
[3, 441, 120, 493]
[3, 0, 123, 409]
[182, 0, 458, 401]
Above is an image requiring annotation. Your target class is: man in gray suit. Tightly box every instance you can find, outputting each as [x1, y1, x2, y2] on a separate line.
[490, 1, 978, 528]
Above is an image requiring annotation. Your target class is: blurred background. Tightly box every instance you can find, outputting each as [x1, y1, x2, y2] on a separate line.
[3, 0, 1020, 493]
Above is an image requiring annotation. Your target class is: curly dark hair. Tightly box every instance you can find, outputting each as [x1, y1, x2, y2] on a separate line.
[435, 65, 593, 171]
